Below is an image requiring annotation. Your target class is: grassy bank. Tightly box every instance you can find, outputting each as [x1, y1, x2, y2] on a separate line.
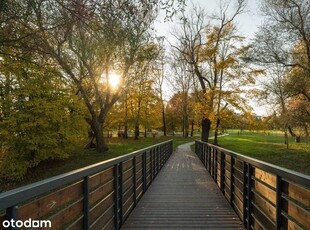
[218, 131, 310, 175]
[0, 136, 195, 192]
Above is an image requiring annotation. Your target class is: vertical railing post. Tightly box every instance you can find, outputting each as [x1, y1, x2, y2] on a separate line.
[156, 147, 159, 176]
[247, 164, 253, 230]
[208, 146, 211, 173]
[114, 164, 120, 229]
[150, 150, 153, 182]
[242, 162, 247, 226]
[214, 149, 218, 182]
[201, 144, 208, 168]
[142, 152, 147, 193]
[276, 176, 282, 230]
[230, 156, 234, 206]
[133, 157, 137, 207]
[7, 205, 18, 230]
[83, 176, 90, 230]
[220, 151, 225, 193]
[118, 162, 123, 225]
[161, 145, 163, 167]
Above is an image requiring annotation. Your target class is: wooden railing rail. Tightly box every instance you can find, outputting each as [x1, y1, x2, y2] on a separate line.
[0, 140, 173, 229]
[195, 140, 310, 230]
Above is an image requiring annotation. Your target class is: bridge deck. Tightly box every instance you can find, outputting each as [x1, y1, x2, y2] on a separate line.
[122, 142, 244, 229]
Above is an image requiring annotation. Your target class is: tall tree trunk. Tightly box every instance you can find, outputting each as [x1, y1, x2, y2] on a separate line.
[162, 106, 167, 136]
[134, 123, 139, 140]
[284, 130, 289, 149]
[214, 118, 220, 146]
[124, 94, 128, 138]
[124, 123, 128, 139]
[288, 126, 300, 143]
[91, 118, 108, 152]
[305, 124, 309, 137]
[201, 118, 211, 142]
[191, 120, 194, 137]
[184, 115, 189, 138]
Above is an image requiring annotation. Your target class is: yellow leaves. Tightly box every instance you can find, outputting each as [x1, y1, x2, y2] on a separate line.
[215, 56, 237, 70]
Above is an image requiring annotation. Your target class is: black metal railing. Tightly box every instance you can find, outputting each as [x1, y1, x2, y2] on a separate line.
[0, 140, 173, 229]
[195, 140, 310, 230]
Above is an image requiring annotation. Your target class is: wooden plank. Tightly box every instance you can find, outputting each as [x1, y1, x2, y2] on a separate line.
[251, 218, 265, 230]
[287, 219, 304, 230]
[90, 205, 114, 230]
[233, 176, 243, 193]
[123, 196, 134, 219]
[233, 193, 243, 219]
[225, 154, 232, 164]
[102, 217, 114, 230]
[254, 180, 276, 204]
[18, 181, 83, 221]
[252, 203, 276, 230]
[253, 191, 276, 222]
[89, 179, 114, 207]
[233, 184, 243, 202]
[254, 168, 276, 188]
[234, 159, 243, 171]
[65, 216, 83, 230]
[123, 168, 133, 182]
[48, 198, 83, 229]
[89, 192, 114, 224]
[89, 167, 114, 190]
[233, 168, 243, 182]
[287, 200, 310, 228]
[287, 182, 310, 207]
[123, 186, 134, 204]
[122, 143, 244, 229]
[135, 161, 142, 172]
[123, 159, 133, 171]
[123, 178, 133, 195]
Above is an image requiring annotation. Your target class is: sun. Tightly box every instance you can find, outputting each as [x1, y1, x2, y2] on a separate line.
[109, 73, 121, 89]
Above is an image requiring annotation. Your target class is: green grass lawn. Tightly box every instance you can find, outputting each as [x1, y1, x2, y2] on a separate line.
[218, 131, 310, 175]
[0, 136, 196, 192]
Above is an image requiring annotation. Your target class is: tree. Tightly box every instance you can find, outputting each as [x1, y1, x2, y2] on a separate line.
[251, 1, 310, 142]
[166, 92, 184, 134]
[250, 0, 310, 73]
[0, 59, 87, 180]
[0, 0, 162, 152]
[126, 42, 160, 139]
[154, 36, 168, 136]
[169, 54, 194, 137]
[172, 1, 247, 143]
[256, 65, 292, 145]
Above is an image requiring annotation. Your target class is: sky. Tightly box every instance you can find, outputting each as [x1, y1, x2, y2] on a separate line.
[155, 0, 263, 43]
[154, 0, 269, 116]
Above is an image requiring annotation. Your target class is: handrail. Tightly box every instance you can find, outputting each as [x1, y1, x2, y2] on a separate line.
[0, 139, 173, 229]
[195, 140, 310, 230]
[197, 141, 310, 188]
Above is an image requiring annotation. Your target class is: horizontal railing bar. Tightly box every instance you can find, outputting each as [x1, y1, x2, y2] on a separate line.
[0, 140, 173, 210]
[196, 140, 310, 189]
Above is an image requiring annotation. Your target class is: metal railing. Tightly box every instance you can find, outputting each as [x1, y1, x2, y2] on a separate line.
[0, 140, 173, 229]
[195, 140, 310, 230]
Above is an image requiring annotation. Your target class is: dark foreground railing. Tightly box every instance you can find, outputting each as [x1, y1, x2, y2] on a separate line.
[195, 140, 310, 230]
[0, 140, 173, 230]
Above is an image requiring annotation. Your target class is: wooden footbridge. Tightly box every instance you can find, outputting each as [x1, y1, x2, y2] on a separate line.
[0, 140, 309, 229]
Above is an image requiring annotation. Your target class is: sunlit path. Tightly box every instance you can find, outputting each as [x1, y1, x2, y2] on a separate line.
[121, 142, 244, 229]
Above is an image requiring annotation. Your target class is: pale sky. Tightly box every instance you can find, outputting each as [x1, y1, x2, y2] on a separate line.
[154, 0, 263, 44]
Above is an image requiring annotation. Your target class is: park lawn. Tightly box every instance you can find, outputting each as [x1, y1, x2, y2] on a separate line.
[218, 131, 310, 175]
[0, 136, 196, 192]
